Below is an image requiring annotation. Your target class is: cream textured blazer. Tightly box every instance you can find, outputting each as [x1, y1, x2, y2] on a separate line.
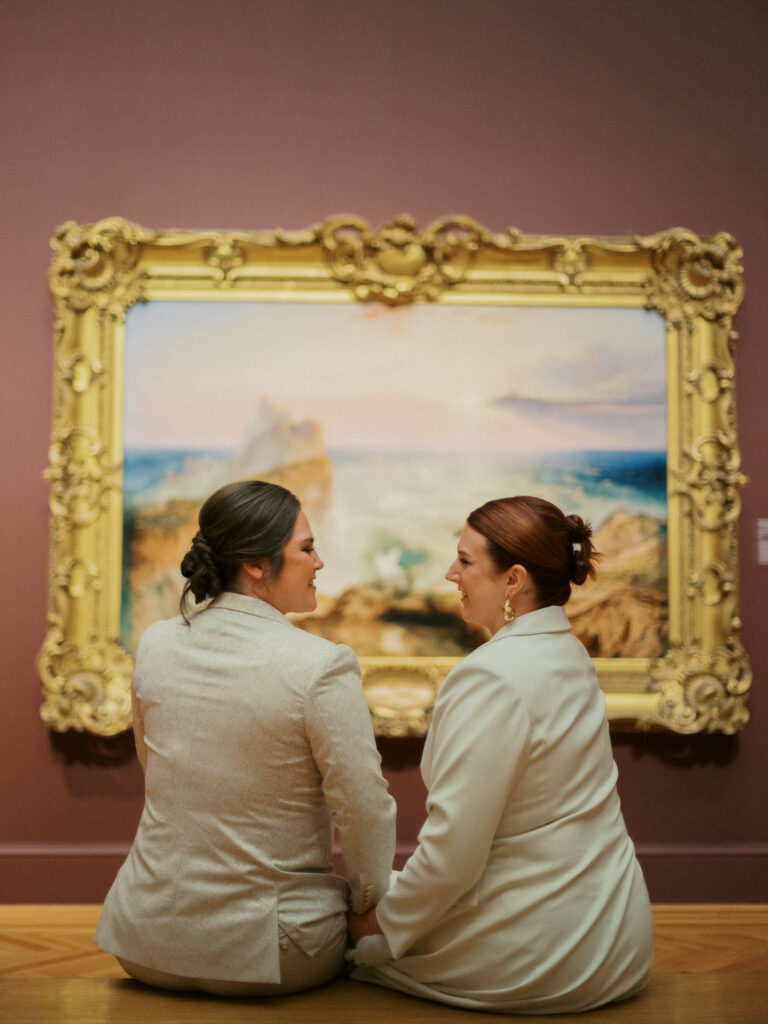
[96, 592, 396, 984]
[352, 605, 653, 1013]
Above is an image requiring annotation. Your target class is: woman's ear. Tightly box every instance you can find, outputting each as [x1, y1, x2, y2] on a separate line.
[242, 561, 265, 584]
[505, 564, 529, 593]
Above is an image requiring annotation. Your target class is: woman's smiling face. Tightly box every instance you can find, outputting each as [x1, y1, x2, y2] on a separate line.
[257, 510, 324, 614]
[445, 522, 509, 635]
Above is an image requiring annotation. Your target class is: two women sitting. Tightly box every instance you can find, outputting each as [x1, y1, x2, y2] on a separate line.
[96, 480, 653, 1013]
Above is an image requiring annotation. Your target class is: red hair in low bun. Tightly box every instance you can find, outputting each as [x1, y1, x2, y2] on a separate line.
[467, 495, 598, 606]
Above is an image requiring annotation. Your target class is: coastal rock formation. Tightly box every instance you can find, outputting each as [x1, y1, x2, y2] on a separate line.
[143, 399, 330, 509]
[566, 508, 667, 658]
[124, 480, 668, 662]
[125, 455, 332, 651]
[122, 398, 334, 653]
[295, 507, 668, 660]
[293, 585, 484, 657]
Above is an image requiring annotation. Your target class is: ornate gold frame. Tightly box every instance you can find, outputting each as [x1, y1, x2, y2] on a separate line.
[38, 215, 751, 736]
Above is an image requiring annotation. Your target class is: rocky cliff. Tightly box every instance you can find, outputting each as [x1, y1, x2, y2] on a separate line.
[294, 506, 668, 659]
[567, 507, 667, 658]
[123, 455, 333, 653]
[124, 499, 667, 661]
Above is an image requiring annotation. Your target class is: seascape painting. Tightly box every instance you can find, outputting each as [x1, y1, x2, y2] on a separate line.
[121, 301, 668, 661]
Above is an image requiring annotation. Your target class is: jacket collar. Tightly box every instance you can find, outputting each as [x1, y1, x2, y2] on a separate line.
[208, 590, 290, 625]
[487, 604, 572, 644]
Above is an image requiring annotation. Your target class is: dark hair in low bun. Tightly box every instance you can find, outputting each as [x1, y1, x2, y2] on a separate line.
[467, 495, 599, 607]
[180, 479, 300, 622]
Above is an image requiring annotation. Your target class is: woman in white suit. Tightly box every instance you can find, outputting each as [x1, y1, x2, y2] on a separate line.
[96, 480, 396, 997]
[348, 495, 653, 1014]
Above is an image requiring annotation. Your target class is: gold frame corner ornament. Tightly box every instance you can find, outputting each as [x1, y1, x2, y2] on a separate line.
[38, 216, 751, 736]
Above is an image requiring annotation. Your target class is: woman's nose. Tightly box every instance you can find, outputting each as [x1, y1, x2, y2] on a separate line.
[314, 552, 325, 570]
[445, 563, 459, 582]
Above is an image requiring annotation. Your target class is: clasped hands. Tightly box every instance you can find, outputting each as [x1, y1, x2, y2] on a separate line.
[347, 904, 383, 944]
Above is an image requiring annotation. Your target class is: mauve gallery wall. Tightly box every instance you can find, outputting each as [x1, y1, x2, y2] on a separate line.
[1, 0, 766, 902]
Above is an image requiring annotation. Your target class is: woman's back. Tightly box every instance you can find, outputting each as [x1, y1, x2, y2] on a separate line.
[484, 612, 621, 844]
[351, 493, 653, 1012]
[357, 606, 653, 1012]
[136, 598, 345, 862]
[97, 591, 396, 984]
[463, 611, 650, 1006]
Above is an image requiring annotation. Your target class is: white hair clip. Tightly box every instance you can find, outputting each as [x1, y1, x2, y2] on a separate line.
[572, 542, 582, 553]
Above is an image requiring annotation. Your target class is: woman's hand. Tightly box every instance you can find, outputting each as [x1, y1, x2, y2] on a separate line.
[347, 905, 383, 943]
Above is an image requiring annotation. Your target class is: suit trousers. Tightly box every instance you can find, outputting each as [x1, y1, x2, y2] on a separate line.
[117, 925, 348, 998]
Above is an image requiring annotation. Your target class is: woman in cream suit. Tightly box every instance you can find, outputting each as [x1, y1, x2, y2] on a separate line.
[349, 495, 653, 1014]
[96, 480, 396, 997]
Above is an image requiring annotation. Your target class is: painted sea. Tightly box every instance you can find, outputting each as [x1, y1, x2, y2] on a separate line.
[120, 446, 667, 659]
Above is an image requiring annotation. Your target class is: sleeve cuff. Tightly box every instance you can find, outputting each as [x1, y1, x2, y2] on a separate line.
[345, 933, 394, 967]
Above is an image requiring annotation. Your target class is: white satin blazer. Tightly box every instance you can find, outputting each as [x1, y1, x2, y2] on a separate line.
[96, 592, 396, 983]
[353, 605, 653, 1013]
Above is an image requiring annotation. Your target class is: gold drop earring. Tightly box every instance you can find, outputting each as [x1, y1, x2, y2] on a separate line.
[503, 597, 516, 623]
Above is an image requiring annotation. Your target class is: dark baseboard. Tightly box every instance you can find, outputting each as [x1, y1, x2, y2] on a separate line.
[0, 844, 130, 903]
[1, 841, 766, 903]
[634, 842, 768, 902]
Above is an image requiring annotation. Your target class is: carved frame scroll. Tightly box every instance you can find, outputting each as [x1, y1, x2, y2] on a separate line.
[38, 215, 751, 736]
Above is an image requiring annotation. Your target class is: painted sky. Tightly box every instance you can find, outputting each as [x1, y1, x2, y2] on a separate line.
[124, 300, 667, 452]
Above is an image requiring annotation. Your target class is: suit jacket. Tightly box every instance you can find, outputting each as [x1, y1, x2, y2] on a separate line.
[359, 605, 653, 1013]
[96, 592, 396, 983]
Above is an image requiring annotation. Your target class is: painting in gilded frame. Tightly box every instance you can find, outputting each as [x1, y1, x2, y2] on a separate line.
[38, 215, 751, 736]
